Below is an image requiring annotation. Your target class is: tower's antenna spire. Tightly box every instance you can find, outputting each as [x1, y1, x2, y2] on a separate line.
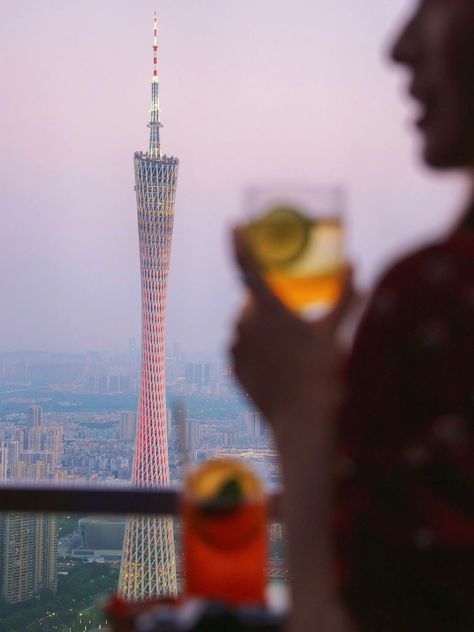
[148, 11, 162, 158]
[152, 11, 159, 79]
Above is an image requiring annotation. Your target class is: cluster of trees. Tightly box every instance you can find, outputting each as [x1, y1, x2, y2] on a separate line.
[0, 562, 119, 631]
[58, 514, 82, 538]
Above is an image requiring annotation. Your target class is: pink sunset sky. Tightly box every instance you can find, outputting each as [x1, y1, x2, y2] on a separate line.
[0, 0, 467, 354]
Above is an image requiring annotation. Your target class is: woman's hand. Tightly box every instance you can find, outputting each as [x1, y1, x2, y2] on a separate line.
[230, 228, 353, 438]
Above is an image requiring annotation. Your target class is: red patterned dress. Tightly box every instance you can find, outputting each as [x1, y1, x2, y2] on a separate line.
[337, 226, 474, 630]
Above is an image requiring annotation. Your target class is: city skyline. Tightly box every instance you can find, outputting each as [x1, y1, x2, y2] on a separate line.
[0, 0, 465, 356]
[0, 343, 281, 623]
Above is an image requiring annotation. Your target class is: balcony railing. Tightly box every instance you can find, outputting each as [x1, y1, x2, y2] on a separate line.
[0, 484, 282, 516]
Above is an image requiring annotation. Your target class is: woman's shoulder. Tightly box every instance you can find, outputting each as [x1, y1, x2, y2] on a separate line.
[352, 230, 474, 356]
[359, 231, 474, 326]
[374, 230, 474, 296]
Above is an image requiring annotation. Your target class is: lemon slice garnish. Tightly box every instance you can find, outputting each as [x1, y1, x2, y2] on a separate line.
[245, 205, 311, 269]
[186, 459, 262, 502]
[185, 460, 265, 549]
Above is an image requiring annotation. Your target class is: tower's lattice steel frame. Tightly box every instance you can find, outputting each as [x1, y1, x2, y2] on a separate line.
[119, 14, 178, 599]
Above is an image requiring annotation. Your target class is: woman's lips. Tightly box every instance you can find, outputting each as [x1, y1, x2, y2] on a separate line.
[415, 104, 431, 129]
[409, 86, 438, 130]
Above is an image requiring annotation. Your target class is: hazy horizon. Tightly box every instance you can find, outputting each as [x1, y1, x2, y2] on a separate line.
[0, 0, 467, 355]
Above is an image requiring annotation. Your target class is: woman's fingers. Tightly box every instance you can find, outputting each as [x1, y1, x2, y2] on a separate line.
[233, 226, 264, 290]
[232, 227, 286, 311]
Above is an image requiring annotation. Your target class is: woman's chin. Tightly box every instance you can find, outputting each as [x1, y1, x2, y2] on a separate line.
[422, 140, 472, 170]
[419, 120, 474, 170]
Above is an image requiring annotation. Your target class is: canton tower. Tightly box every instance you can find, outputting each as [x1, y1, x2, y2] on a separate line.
[119, 13, 178, 599]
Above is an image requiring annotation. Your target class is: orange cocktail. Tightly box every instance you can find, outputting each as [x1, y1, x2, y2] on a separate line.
[243, 187, 345, 317]
[182, 459, 267, 605]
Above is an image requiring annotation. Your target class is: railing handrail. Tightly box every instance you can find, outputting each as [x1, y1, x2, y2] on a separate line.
[0, 485, 282, 517]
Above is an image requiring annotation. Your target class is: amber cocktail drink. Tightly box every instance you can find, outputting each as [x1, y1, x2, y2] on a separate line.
[244, 187, 345, 317]
[183, 459, 267, 605]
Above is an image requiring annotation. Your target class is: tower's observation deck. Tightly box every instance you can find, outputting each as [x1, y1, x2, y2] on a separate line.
[119, 14, 178, 599]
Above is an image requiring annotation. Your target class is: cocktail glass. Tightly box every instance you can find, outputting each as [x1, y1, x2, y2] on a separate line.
[182, 458, 267, 606]
[243, 185, 345, 318]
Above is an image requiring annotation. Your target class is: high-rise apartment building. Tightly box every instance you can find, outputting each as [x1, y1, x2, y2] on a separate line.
[184, 420, 200, 453]
[0, 444, 8, 482]
[119, 14, 178, 599]
[184, 362, 211, 394]
[44, 427, 63, 468]
[0, 514, 57, 603]
[27, 426, 42, 451]
[33, 515, 58, 595]
[239, 410, 270, 445]
[0, 406, 60, 602]
[0, 514, 35, 603]
[7, 439, 20, 465]
[26, 405, 42, 429]
[119, 412, 137, 441]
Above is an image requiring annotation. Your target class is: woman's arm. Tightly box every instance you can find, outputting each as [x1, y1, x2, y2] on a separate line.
[230, 230, 354, 631]
[275, 411, 353, 632]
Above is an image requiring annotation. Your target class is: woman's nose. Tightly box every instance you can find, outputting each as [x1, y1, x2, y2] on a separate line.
[390, 10, 420, 67]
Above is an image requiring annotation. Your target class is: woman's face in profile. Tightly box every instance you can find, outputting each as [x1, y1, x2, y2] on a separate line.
[391, 0, 474, 170]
